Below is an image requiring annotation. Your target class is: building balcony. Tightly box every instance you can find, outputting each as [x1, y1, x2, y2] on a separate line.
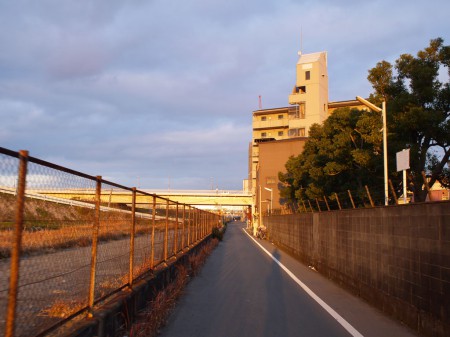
[289, 92, 305, 105]
[253, 119, 288, 130]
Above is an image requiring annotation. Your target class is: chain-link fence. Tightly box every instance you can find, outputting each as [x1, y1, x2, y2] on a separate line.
[0, 147, 220, 337]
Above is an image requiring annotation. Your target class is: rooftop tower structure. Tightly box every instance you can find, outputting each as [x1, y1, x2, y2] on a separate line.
[288, 51, 329, 136]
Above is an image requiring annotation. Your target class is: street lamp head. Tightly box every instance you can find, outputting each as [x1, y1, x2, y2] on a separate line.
[356, 96, 382, 113]
[264, 187, 273, 192]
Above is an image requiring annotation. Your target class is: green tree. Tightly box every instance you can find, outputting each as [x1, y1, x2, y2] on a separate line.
[279, 107, 383, 210]
[279, 38, 450, 208]
[367, 38, 450, 201]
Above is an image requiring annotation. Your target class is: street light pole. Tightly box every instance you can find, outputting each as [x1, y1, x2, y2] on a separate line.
[264, 187, 273, 214]
[259, 185, 262, 226]
[356, 96, 388, 206]
[381, 101, 388, 206]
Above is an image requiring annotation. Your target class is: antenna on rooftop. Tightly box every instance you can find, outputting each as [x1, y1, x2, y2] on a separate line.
[258, 95, 262, 109]
[300, 25, 303, 55]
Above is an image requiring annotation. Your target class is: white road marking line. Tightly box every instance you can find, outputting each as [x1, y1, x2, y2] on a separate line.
[243, 229, 364, 337]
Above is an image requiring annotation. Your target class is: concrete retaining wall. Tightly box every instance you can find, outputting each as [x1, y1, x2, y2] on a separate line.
[265, 201, 450, 337]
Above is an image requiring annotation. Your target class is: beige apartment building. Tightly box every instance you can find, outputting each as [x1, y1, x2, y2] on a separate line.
[249, 51, 366, 229]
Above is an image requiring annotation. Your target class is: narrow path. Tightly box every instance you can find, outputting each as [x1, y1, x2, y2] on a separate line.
[159, 222, 418, 337]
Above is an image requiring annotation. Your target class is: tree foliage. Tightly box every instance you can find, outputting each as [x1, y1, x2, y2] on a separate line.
[279, 107, 383, 210]
[280, 38, 450, 208]
[368, 37, 450, 201]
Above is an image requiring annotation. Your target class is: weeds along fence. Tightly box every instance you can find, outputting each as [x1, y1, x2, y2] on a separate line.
[0, 147, 220, 337]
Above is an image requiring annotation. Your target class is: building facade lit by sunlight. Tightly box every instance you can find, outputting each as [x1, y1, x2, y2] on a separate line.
[249, 51, 366, 232]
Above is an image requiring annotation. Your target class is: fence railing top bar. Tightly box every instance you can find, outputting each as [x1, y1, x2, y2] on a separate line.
[0, 146, 20, 158]
[28, 151, 98, 182]
[100, 178, 134, 192]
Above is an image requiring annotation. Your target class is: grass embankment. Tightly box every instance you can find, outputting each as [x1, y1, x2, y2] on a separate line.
[0, 192, 165, 259]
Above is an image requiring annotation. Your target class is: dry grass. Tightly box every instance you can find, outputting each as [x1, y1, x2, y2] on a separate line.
[97, 258, 154, 298]
[36, 257, 155, 322]
[39, 298, 86, 319]
[0, 221, 158, 259]
[128, 239, 219, 337]
[0, 191, 170, 258]
[32, 239, 218, 336]
[129, 264, 189, 337]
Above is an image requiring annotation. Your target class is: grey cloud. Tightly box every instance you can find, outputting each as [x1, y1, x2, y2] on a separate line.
[1, 0, 449, 189]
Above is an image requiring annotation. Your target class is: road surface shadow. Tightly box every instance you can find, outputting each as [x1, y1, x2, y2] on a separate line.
[263, 248, 288, 337]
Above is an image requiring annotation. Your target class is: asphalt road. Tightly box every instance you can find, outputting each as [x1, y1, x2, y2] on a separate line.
[159, 222, 418, 337]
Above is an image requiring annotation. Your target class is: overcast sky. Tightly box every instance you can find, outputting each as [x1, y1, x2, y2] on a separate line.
[1, 0, 449, 190]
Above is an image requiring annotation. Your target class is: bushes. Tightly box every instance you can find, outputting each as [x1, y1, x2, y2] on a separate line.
[211, 224, 226, 241]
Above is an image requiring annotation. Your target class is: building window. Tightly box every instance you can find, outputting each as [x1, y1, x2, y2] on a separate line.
[288, 128, 306, 137]
[288, 103, 306, 119]
[278, 114, 284, 120]
[288, 129, 298, 137]
[278, 131, 284, 136]
[305, 71, 310, 80]
[261, 116, 266, 121]
[266, 176, 276, 185]
[299, 103, 305, 118]
[261, 132, 267, 138]
[295, 85, 306, 94]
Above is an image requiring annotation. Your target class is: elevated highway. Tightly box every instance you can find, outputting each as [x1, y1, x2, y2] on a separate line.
[141, 190, 252, 206]
[30, 189, 253, 207]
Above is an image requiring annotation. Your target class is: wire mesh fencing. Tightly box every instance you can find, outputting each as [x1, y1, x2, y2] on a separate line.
[0, 147, 220, 337]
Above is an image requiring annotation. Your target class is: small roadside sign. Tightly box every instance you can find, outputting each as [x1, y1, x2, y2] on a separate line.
[396, 149, 410, 172]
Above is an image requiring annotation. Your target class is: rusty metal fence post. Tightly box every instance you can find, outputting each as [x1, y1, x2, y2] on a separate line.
[174, 202, 179, 255]
[195, 209, 199, 241]
[164, 199, 169, 262]
[150, 195, 156, 269]
[365, 185, 375, 207]
[192, 208, 196, 243]
[181, 204, 186, 249]
[209, 213, 212, 235]
[200, 210, 202, 239]
[5, 150, 28, 337]
[88, 176, 102, 316]
[205, 212, 207, 237]
[203, 212, 206, 238]
[389, 179, 399, 205]
[129, 188, 137, 287]
[335, 192, 342, 210]
[324, 195, 330, 211]
[348, 190, 356, 209]
[200, 211, 203, 239]
[199, 209, 202, 240]
[187, 206, 191, 246]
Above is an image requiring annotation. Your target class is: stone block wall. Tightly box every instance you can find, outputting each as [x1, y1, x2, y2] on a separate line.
[265, 201, 450, 337]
